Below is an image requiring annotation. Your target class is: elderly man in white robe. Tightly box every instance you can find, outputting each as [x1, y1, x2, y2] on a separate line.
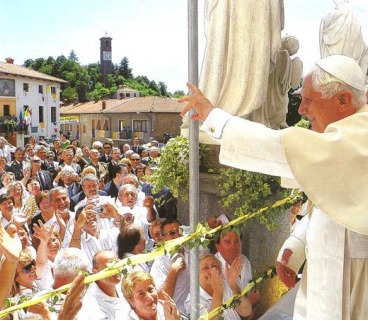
[179, 55, 368, 319]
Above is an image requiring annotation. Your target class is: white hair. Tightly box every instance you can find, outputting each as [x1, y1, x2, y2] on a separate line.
[53, 248, 91, 280]
[92, 141, 103, 148]
[311, 65, 367, 108]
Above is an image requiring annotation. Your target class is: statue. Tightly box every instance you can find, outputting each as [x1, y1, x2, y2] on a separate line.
[320, 0, 368, 72]
[181, 0, 285, 141]
[199, 0, 284, 119]
[267, 35, 303, 129]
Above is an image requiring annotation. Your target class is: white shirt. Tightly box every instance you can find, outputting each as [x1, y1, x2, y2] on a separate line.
[0, 145, 16, 162]
[150, 248, 190, 314]
[79, 281, 127, 320]
[61, 211, 76, 248]
[184, 278, 241, 320]
[81, 228, 120, 262]
[215, 252, 253, 290]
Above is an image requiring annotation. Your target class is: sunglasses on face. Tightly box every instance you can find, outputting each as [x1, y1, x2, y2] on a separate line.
[22, 260, 36, 274]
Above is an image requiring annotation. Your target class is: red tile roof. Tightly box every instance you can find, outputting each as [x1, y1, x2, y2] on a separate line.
[61, 96, 185, 114]
[0, 61, 67, 83]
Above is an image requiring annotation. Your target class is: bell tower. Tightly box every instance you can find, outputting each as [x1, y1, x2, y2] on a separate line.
[100, 34, 113, 86]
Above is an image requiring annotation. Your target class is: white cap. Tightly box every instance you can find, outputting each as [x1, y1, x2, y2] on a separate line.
[316, 55, 366, 91]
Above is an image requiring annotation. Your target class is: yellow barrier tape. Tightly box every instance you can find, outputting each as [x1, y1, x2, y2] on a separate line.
[0, 196, 291, 318]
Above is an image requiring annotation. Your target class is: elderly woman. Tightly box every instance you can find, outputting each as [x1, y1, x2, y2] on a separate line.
[184, 253, 252, 320]
[121, 270, 180, 320]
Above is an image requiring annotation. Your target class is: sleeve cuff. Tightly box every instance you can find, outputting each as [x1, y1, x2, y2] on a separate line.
[277, 235, 306, 273]
[200, 108, 232, 139]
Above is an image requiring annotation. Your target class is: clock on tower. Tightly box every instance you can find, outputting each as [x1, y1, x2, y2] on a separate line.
[100, 35, 113, 86]
[102, 51, 112, 61]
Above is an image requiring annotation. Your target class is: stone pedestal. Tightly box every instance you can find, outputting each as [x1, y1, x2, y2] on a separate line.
[177, 145, 291, 315]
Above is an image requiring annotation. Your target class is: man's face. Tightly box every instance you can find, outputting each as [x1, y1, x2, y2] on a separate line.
[31, 158, 42, 171]
[51, 190, 70, 214]
[53, 140, 61, 149]
[215, 231, 242, 265]
[122, 144, 130, 153]
[63, 150, 74, 165]
[14, 150, 24, 162]
[82, 180, 99, 198]
[130, 154, 141, 168]
[103, 145, 112, 155]
[82, 146, 90, 157]
[25, 147, 35, 157]
[111, 149, 121, 161]
[298, 75, 342, 133]
[118, 188, 137, 207]
[290, 203, 302, 215]
[83, 211, 99, 236]
[37, 149, 47, 160]
[90, 149, 100, 161]
[162, 222, 181, 241]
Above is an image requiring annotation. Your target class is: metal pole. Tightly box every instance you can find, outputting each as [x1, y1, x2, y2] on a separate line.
[188, 0, 200, 319]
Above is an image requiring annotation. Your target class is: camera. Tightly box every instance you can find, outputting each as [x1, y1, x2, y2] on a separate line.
[93, 205, 105, 215]
[145, 187, 152, 196]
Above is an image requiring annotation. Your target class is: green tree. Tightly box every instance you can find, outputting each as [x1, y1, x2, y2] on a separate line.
[148, 80, 160, 94]
[62, 86, 78, 102]
[158, 81, 169, 97]
[172, 90, 185, 98]
[68, 50, 79, 62]
[119, 57, 133, 79]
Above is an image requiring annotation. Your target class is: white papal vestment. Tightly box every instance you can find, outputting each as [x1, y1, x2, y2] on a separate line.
[201, 107, 368, 319]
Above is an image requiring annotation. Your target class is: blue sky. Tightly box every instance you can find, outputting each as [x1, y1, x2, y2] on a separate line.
[1, 0, 367, 93]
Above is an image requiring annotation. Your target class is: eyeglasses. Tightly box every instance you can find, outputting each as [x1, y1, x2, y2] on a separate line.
[22, 260, 36, 274]
[131, 158, 140, 161]
[104, 146, 111, 149]
[26, 149, 33, 152]
[32, 160, 41, 163]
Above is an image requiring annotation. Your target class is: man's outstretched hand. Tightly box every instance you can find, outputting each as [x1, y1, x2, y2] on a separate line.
[178, 83, 214, 121]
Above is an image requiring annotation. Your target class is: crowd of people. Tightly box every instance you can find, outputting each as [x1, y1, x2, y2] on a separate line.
[0, 133, 259, 320]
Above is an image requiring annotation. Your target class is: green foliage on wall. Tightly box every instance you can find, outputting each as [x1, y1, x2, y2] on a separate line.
[216, 167, 289, 229]
[149, 135, 212, 202]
